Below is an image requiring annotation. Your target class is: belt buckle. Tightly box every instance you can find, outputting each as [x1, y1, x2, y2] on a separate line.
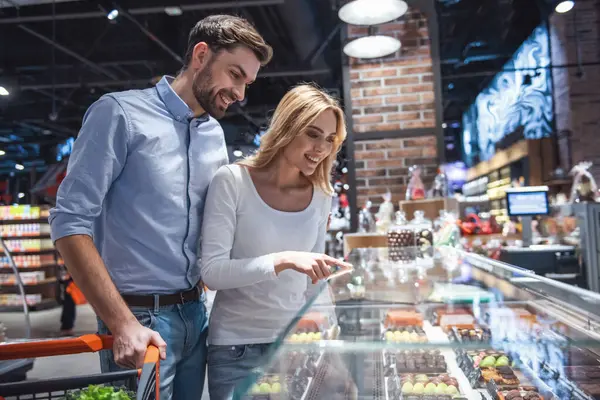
[180, 290, 187, 304]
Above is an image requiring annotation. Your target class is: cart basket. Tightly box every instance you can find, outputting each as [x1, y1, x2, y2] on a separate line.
[0, 334, 159, 400]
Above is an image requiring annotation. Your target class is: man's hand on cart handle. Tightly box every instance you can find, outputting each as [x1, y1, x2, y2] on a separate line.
[113, 319, 167, 369]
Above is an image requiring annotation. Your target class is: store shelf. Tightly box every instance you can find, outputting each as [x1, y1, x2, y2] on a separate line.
[544, 179, 572, 186]
[0, 219, 49, 225]
[0, 249, 56, 256]
[0, 234, 51, 240]
[0, 265, 60, 273]
[0, 298, 58, 312]
[0, 277, 57, 288]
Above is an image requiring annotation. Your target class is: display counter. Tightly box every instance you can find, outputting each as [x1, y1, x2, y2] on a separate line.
[232, 247, 600, 400]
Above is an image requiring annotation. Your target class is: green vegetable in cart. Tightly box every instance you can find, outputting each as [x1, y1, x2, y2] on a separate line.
[67, 384, 134, 400]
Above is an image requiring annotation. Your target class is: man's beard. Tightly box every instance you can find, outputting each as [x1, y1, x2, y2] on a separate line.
[192, 63, 231, 120]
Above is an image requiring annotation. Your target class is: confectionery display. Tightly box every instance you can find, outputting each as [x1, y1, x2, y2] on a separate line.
[239, 247, 600, 400]
[383, 326, 428, 344]
[451, 327, 491, 343]
[387, 211, 416, 263]
[390, 373, 465, 399]
[249, 375, 285, 397]
[390, 350, 448, 374]
[498, 388, 543, 400]
[385, 310, 424, 328]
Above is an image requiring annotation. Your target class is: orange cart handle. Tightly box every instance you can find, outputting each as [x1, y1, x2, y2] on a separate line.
[0, 334, 159, 367]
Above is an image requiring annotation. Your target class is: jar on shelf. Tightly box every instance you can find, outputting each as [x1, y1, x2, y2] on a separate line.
[387, 211, 416, 264]
[411, 210, 434, 258]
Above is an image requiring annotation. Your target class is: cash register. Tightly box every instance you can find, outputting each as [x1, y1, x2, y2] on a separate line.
[498, 186, 582, 285]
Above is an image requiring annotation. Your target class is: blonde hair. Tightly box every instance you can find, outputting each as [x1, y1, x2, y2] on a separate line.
[238, 84, 347, 195]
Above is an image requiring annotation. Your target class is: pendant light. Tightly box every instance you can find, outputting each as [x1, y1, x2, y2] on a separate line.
[343, 35, 401, 59]
[338, 0, 408, 26]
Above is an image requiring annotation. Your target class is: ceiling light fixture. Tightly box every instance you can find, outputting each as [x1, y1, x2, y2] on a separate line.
[15, 164, 24, 171]
[107, 8, 119, 20]
[555, 0, 574, 13]
[0, 86, 8, 96]
[338, 0, 408, 25]
[164, 6, 183, 16]
[233, 148, 243, 158]
[343, 35, 401, 59]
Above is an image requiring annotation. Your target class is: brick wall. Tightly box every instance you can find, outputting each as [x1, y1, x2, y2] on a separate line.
[349, 10, 436, 134]
[347, 8, 439, 209]
[550, 2, 600, 182]
[354, 136, 438, 207]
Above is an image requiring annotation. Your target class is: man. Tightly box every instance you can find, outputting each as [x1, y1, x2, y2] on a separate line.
[49, 14, 272, 399]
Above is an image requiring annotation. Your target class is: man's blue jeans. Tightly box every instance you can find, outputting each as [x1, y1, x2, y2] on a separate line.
[97, 298, 208, 400]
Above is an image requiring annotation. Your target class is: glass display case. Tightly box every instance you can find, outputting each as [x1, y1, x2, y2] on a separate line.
[232, 247, 600, 400]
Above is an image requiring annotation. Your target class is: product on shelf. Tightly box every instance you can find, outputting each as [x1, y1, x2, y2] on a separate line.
[430, 307, 473, 326]
[410, 210, 434, 257]
[0, 294, 42, 306]
[383, 326, 428, 344]
[0, 271, 46, 284]
[385, 310, 424, 328]
[399, 373, 460, 396]
[387, 350, 447, 374]
[563, 366, 600, 381]
[0, 223, 50, 238]
[0, 205, 43, 220]
[249, 375, 285, 398]
[388, 211, 416, 263]
[406, 165, 426, 201]
[498, 388, 543, 400]
[481, 366, 520, 386]
[0, 238, 54, 253]
[452, 327, 491, 343]
[0, 254, 58, 268]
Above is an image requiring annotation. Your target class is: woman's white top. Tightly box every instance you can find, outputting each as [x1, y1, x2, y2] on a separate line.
[200, 164, 332, 346]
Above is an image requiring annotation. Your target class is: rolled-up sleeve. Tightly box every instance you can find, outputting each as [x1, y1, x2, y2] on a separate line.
[49, 95, 130, 243]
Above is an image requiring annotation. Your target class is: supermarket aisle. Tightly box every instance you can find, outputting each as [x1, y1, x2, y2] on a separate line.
[1, 291, 216, 398]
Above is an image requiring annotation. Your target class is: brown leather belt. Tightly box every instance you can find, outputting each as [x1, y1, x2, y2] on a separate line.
[122, 285, 202, 308]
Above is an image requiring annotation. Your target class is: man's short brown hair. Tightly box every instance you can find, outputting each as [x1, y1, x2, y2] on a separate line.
[183, 15, 273, 68]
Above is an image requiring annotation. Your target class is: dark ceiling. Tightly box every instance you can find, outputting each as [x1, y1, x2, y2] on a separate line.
[0, 0, 553, 176]
[0, 0, 342, 175]
[436, 0, 546, 123]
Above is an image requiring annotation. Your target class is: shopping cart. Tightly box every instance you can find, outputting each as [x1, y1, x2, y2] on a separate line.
[0, 334, 159, 400]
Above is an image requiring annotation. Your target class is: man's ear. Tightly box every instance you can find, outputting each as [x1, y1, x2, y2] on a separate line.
[191, 42, 211, 69]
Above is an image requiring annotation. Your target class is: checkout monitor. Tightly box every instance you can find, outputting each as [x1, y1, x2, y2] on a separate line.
[505, 186, 550, 217]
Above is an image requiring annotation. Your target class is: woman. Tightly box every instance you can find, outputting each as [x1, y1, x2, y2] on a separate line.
[200, 83, 351, 399]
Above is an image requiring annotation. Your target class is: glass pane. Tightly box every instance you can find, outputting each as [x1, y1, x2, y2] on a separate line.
[234, 247, 600, 400]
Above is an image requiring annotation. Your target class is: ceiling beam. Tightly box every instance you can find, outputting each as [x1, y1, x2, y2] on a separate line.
[18, 25, 119, 81]
[15, 59, 162, 72]
[19, 68, 331, 90]
[120, 10, 183, 64]
[0, 0, 285, 24]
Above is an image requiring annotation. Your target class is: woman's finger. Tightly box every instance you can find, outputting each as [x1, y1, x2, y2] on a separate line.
[313, 260, 325, 280]
[316, 258, 330, 279]
[324, 255, 353, 270]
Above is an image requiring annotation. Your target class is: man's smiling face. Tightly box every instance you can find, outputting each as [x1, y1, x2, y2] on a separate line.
[191, 46, 261, 119]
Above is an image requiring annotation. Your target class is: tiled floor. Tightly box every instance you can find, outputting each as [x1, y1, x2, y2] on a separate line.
[1, 291, 216, 398]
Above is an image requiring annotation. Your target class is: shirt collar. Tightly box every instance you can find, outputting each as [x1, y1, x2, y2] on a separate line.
[156, 76, 195, 122]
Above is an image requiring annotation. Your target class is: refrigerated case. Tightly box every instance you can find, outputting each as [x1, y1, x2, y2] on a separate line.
[232, 247, 600, 400]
